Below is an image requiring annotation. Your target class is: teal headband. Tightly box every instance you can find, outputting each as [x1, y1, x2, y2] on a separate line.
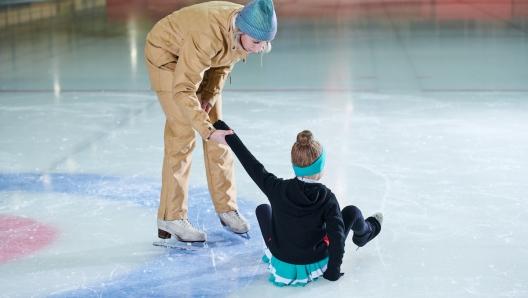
[292, 147, 326, 177]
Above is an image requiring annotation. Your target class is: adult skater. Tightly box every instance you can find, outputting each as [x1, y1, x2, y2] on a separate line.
[144, 0, 277, 242]
[213, 120, 383, 286]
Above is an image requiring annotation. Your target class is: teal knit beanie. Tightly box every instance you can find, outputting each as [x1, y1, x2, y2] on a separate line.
[235, 0, 277, 42]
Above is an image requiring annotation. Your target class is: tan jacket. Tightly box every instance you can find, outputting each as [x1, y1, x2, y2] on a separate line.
[145, 1, 247, 139]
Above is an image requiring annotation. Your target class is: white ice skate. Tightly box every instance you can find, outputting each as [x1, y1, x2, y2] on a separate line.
[153, 219, 208, 250]
[156, 218, 207, 242]
[217, 210, 250, 234]
[370, 212, 383, 225]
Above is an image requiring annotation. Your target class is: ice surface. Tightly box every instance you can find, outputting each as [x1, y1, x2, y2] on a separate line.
[1, 0, 527, 297]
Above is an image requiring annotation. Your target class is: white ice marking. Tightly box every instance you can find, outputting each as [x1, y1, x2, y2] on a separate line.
[498, 232, 513, 238]
[348, 163, 391, 212]
[211, 248, 217, 273]
[107, 262, 130, 285]
[241, 265, 260, 293]
[349, 162, 390, 268]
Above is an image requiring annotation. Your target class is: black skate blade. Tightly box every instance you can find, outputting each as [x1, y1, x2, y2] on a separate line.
[153, 239, 208, 251]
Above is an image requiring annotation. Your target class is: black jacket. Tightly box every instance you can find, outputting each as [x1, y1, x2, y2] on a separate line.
[214, 121, 345, 280]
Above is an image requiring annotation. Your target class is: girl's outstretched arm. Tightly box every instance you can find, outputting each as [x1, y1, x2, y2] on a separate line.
[213, 120, 281, 197]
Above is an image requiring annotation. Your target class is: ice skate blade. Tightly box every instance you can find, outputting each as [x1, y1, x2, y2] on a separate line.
[239, 232, 250, 239]
[153, 239, 209, 251]
[222, 226, 250, 239]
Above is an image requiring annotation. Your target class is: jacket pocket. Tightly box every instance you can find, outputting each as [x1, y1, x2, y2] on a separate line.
[146, 51, 178, 92]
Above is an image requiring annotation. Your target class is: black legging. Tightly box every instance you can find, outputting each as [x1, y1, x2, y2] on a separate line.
[255, 204, 375, 248]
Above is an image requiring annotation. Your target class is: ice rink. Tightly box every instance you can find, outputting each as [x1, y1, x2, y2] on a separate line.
[1, 0, 528, 297]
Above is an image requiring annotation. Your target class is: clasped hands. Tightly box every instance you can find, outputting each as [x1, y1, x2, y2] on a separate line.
[202, 101, 233, 145]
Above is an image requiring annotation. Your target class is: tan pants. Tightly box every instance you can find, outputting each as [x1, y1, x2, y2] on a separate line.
[145, 41, 238, 221]
[155, 91, 238, 220]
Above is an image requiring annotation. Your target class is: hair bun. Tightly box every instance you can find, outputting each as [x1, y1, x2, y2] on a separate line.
[291, 130, 323, 168]
[296, 130, 313, 146]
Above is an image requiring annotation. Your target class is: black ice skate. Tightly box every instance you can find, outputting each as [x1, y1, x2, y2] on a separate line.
[353, 212, 383, 249]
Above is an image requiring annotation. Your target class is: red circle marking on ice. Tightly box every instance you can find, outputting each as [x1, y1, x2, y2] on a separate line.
[0, 215, 58, 263]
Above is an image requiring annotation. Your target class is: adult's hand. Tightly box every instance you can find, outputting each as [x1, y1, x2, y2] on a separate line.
[209, 129, 234, 145]
[201, 100, 212, 114]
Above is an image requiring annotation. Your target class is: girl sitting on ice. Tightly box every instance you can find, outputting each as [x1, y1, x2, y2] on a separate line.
[213, 120, 383, 287]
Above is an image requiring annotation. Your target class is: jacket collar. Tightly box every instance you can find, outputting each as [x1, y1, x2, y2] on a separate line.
[225, 10, 248, 62]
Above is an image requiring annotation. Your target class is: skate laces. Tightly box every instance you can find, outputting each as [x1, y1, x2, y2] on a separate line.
[222, 210, 245, 224]
[178, 219, 201, 232]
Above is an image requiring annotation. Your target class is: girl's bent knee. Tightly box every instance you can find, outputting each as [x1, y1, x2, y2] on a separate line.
[342, 205, 360, 217]
[256, 204, 271, 213]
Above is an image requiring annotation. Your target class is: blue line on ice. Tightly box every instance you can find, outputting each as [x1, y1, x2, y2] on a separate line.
[0, 173, 267, 297]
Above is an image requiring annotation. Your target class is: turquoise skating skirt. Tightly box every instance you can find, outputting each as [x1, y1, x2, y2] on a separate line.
[262, 248, 328, 287]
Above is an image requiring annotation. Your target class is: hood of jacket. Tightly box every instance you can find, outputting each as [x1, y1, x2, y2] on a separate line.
[281, 178, 332, 215]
